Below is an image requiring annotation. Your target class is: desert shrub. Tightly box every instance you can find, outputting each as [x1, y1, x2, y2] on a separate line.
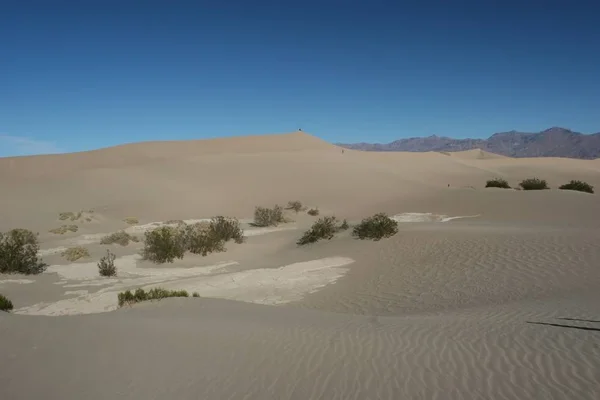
[339, 219, 350, 231]
[209, 216, 244, 244]
[0, 293, 13, 312]
[98, 249, 117, 277]
[59, 211, 83, 221]
[352, 213, 398, 241]
[307, 208, 320, 216]
[485, 178, 511, 189]
[192, 292, 200, 297]
[61, 246, 90, 262]
[559, 180, 594, 194]
[48, 225, 79, 235]
[117, 287, 190, 307]
[253, 205, 285, 227]
[297, 216, 340, 245]
[141, 226, 187, 263]
[286, 201, 305, 213]
[519, 178, 548, 190]
[184, 223, 226, 256]
[0, 229, 48, 275]
[123, 217, 139, 225]
[165, 219, 185, 225]
[100, 231, 139, 246]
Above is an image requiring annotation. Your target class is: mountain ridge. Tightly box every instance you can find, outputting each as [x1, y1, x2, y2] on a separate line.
[337, 127, 600, 159]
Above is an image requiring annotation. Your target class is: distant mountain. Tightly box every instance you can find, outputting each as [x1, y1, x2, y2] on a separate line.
[337, 127, 600, 159]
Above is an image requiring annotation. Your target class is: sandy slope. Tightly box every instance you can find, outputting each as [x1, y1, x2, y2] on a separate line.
[1, 131, 600, 399]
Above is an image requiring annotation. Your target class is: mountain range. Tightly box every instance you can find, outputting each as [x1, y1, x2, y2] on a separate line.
[337, 127, 600, 159]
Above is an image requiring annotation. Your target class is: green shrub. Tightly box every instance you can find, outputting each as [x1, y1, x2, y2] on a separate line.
[192, 292, 200, 298]
[307, 208, 320, 216]
[286, 201, 305, 213]
[0, 229, 48, 275]
[485, 178, 511, 189]
[48, 225, 78, 235]
[100, 231, 139, 246]
[253, 205, 285, 227]
[141, 226, 187, 264]
[352, 213, 398, 241]
[117, 287, 190, 307]
[0, 293, 14, 312]
[297, 216, 341, 245]
[209, 216, 244, 244]
[519, 178, 548, 190]
[61, 246, 90, 262]
[98, 249, 117, 277]
[184, 223, 226, 256]
[559, 180, 594, 194]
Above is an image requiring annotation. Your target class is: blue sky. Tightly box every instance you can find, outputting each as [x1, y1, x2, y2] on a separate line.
[1, 0, 599, 156]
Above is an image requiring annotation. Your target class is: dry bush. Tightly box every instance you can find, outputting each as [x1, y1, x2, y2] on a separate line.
[98, 249, 117, 277]
[123, 217, 139, 225]
[297, 216, 340, 245]
[141, 226, 187, 264]
[59, 211, 83, 221]
[307, 208, 320, 216]
[253, 205, 285, 227]
[0, 229, 47, 275]
[165, 219, 185, 225]
[48, 225, 79, 235]
[61, 246, 90, 262]
[0, 293, 13, 312]
[559, 180, 594, 194]
[352, 213, 398, 241]
[286, 201, 305, 213]
[100, 231, 139, 246]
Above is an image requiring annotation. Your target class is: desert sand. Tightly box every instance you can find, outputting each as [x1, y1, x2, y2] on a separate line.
[1, 131, 600, 399]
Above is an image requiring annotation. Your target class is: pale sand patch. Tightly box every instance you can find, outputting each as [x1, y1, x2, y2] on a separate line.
[392, 212, 481, 223]
[156, 257, 355, 305]
[15, 256, 354, 316]
[0, 279, 34, 285]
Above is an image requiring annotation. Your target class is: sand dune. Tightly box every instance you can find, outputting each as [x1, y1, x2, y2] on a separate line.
[1, 131, 600, 399]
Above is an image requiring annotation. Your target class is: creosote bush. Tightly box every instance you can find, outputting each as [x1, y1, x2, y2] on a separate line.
[297, 216, 348, 245]
[286, 201, 305, 213]
[253, 205, 285, 227]
[142, 217, 245, 263]
[141, 226, 187, 263]
[339, 219, 350, 231]
[307, 208, 320, 216]
[0, 229, 48, 275]
[100, 231, 139, 246]
[48, 225, 79, 235]
[209, 216, 244, 244]
[485, 178, 511, 189]
[117, 287, 190, 307]
[519, 178, 548, 190]
[61, 246, 90, 262]
[98, 249, 117, 277]
[0, 293, 13, 312]
[559, 180, 594, 194]
[192, 292, 200, 298]
[184, 223, 226, 256]
[352, 213, 399, 241]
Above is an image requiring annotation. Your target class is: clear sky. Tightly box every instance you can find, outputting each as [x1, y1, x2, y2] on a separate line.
[1, 0, 599, 156]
